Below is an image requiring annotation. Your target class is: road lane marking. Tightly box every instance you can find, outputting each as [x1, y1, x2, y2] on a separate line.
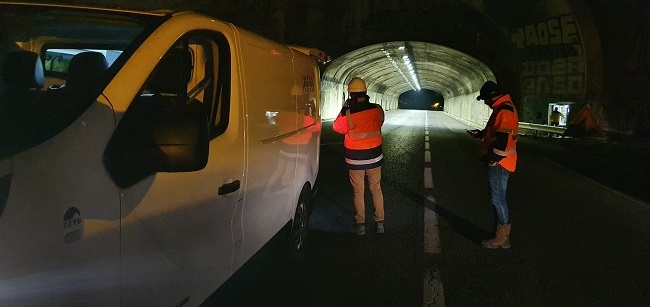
[424, 202, 440, 254]
[424, 168, 433, 189]
[423, 112, 445, 306]
[424, 267, 446, 307]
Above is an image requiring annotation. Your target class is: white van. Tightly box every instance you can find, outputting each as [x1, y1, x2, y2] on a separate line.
[0, 3, 327, 306]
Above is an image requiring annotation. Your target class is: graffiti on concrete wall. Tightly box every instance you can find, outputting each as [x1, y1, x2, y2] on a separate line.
[510, 14, 585, 98]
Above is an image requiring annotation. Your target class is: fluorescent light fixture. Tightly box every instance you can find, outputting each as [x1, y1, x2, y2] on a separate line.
[382, 48, 421, 91]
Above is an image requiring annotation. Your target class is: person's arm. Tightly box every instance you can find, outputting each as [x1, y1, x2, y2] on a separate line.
[332, 109, 350, 134]
[466, 129, 483, 138]
[487, 111, 514, 164]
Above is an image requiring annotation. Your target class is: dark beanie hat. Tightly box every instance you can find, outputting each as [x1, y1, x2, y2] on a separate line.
[476, 81, 501, 101]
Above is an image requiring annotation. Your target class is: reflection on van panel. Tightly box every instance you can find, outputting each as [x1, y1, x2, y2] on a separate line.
[0, 3, 328, 306]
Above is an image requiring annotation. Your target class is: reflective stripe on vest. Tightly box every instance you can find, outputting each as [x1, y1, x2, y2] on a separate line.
[492, 147, 517, 156]
[345, 154, 384, 166]
[349, 131, 382, 138]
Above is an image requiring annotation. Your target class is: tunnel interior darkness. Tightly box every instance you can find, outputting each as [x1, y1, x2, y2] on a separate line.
[320, 41, 495, 119]
[399, 89, 444, 110]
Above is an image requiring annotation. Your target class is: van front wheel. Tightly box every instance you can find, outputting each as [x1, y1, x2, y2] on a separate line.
[289, 195, 309, 251]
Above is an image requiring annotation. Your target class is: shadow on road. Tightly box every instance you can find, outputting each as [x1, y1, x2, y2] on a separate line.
[383, 176, 493, 243]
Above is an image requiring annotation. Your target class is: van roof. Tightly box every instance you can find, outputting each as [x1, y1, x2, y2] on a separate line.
[289, 46, 331, 63]
[0, 2, 173, 17]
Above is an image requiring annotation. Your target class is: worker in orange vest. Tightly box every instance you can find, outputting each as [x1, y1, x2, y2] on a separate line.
[333, 77, 385, 235]
[468, 81, 519, 248]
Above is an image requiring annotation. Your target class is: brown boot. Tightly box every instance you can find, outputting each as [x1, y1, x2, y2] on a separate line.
[481, 224, 511, 249]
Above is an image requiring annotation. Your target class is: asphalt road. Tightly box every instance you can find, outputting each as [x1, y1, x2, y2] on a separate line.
[205, 110, 650, 307]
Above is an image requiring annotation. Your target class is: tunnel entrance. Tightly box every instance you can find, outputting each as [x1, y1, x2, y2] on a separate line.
[320, 41, 495, 122]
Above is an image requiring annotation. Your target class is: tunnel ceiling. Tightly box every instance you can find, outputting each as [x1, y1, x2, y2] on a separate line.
[322, 41, 495, 99]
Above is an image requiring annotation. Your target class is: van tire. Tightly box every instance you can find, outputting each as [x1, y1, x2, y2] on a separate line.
[288, 186, 311, 251]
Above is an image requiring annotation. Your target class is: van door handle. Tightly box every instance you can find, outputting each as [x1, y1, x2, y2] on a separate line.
[218, 180, 240, 195]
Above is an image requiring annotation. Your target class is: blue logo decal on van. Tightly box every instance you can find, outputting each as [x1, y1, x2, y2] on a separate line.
[63, 207, 83, 243]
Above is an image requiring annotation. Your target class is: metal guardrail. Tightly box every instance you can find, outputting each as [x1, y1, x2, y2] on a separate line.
[421, 112, 648, 145]
[443, 113, 567, 136]
[518, 122, 566, 135]
[518, 123, 650, 147]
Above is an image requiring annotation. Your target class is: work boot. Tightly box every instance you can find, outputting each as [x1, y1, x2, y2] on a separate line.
[355, 224, 366, 236]
[376, 222, 384, 234]
[481, 224, 511, 249]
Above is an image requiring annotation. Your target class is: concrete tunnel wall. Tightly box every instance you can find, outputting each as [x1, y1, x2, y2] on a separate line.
[445, 93, 491, 129]
[320, 79, 398, 120]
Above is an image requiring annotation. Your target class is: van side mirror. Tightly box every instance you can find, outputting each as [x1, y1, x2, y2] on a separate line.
[104, 96, 209, 188]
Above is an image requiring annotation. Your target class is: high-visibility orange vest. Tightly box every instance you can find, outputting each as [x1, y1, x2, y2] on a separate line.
[481, 94, 519, 172]
[342, 106, 383, 149]
[333, 101, 384, 169]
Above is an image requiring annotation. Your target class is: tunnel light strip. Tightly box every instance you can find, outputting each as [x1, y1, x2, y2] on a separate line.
[402, 55, 421, 91]
[382, 49, 421, 91]
[382, 50, 416, 91]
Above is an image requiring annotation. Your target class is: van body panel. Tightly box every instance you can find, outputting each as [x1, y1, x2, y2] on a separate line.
[238, 38, 299, 261]
[235, 27, 321, 263]
[0, 101, 121, 305]
[289, 48, 323, 188]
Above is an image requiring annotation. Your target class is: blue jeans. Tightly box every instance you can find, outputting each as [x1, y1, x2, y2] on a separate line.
[487, 164, 511, 224]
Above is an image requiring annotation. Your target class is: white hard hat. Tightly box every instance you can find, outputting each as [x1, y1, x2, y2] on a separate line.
[347, 77, 367, 93]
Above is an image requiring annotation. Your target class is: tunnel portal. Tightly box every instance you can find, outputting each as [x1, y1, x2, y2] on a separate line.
[320, 41, 495, 123]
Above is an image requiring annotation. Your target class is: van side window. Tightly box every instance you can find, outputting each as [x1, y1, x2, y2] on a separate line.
[42, 48, 123, 90]
[103, 32, 231, 187]
[139, 32, 231, 139]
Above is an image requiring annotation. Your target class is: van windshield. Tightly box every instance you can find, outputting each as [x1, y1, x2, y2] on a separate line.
[0, 4, 164, 159]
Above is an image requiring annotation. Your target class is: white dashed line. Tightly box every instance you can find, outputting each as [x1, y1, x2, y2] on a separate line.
[424, 199, 441, 254]
[424, 167, 433, 189]
[423, 113, 445, 307]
